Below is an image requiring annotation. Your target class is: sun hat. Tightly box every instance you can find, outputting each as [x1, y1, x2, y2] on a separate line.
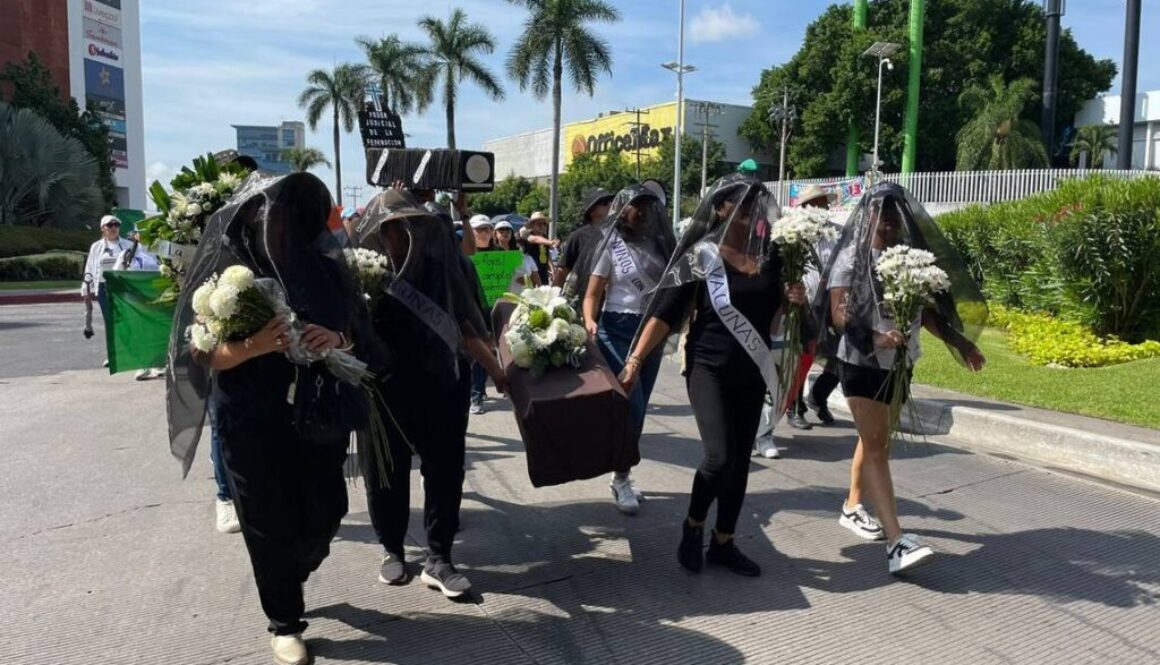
[581, 188, 615, 219]
[528, 211, 550, 225]
[797, 184, 837, 207]
[641, 179, 667, 208]
[737, 158, 759, 175]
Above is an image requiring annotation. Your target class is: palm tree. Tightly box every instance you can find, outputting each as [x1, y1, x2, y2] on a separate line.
[1070, 124, 1118, 168]
[356, 34, 430, 116]
[415, 9, 505, 150]
[506, 0, 619, 228]
[955, 75, 1048, 171]
[297, 63, 365, 206]
[281, 147, 331, 173]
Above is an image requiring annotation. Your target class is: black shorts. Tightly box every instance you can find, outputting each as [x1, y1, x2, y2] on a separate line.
[839, 361, 911, 405]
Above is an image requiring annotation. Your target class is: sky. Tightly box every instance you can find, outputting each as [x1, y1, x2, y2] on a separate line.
[139, 0, 1159, 205]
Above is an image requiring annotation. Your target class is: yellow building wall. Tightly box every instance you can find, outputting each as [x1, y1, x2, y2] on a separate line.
[563, 102, 683, 169]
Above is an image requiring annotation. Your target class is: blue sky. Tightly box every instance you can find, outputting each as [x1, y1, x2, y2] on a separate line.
[140, 0, 1158, 202]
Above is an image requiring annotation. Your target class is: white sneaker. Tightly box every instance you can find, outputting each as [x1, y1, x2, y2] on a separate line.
[215, 499, 241, 534]
[271, 633, 309, 665]
[839, 503, 886, 541]
[134, 368, 149, 381]
[610, 476, 640, 515]
[887, 533, 935, 574]
[755, 437, 781, 459]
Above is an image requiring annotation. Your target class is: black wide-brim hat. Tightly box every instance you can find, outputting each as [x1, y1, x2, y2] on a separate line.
[582, 188, 615, 219]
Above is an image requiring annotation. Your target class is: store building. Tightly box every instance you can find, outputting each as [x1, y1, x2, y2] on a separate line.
[1074, 90, 1160, 170]
[484, 99, 772, 181]
[233, 121, 306, 174]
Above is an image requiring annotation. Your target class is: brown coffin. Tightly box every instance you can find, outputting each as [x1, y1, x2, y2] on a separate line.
[492, 302, 637, 488]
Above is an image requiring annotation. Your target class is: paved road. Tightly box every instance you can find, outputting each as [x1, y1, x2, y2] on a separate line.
[1, 303, 1158, 664]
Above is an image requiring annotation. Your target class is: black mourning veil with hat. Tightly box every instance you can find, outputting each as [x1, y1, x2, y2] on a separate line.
[813, 182, 987, 366]
[166, 172, 367, 476]
[581, 187, 614, 221]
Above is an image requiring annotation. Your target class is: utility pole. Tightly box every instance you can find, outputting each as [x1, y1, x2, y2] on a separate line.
[901, 0, 926, 175]
[692, 102, 724, 194]
[343, 185, 363, 211]
[1041, 0, 1064, 161]
[1117, 0, 1142, 170]
[848, 0, 869, 176]
[768, 87, 797, 188]
[624, 107, 651, 180]
[660, 0, 693, 229]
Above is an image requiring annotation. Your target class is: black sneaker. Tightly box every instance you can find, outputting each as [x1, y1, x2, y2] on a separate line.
[378, 550, 406, 585]
[786, 411, 813, 430]
[706, 533, 761, 577]
[677, 520, 704, 573]
[806, 395, 835, 425]
[420, 559, 472, 599]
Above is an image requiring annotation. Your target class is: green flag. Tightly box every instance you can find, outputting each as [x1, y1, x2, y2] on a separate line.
[104, 271, 175, 374]
[469, 250, 526, 308]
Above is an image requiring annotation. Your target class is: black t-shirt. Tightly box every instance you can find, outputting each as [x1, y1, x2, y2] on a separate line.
[561, 224, 602, 271]
[211, 354, 295, 432]
[653, 255, 783, 370]
[522, 239, 551, 283]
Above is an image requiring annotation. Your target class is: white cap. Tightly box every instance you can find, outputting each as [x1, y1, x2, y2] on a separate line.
[100, 214, 120, 227]
[469, 214, 494, 229]
[494, 220, 513, 231]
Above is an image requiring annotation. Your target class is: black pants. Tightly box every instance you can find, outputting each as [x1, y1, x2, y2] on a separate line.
[806, 358, 841, 410]
[220, 424, 348, 636]
[366, 363, 472, 561]
[686, 359, 767, 535]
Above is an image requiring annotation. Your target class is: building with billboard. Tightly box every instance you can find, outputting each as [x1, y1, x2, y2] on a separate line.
[1, 0, 146, 209]
[483, 99, 772, 181]
[233, 121, 306, 174]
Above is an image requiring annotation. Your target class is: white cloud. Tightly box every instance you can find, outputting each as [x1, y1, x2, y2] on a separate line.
[689, 4, 760, 44]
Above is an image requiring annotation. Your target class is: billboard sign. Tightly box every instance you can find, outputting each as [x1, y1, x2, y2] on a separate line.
[84, 60, 125, 101]
[563, 102, 679, 168]
[787, 178, 866, 211]
[83, 18, 122, 48]
[84, 0, 122, 28]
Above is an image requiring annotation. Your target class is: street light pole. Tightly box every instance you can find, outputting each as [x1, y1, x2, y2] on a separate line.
[778, 86, 789, 185]
[864, 42, 900, 182]
[674, 0, 686, 228]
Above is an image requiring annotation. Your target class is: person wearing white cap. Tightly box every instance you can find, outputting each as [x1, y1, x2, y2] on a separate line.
[469, 214, 495, 252]
[82, 215, 134, 363]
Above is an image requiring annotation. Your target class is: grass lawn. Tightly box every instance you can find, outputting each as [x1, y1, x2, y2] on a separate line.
[914, 329, 1160, 430]
[0, 280, 76, 291]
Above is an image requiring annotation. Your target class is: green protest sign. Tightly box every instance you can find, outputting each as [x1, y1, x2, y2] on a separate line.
[470, 250, 525, 308]
[104, 271, 174, 373]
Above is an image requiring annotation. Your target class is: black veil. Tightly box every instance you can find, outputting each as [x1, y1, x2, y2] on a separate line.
[166, 172, 367, 476]
[813, 182, 987, 366]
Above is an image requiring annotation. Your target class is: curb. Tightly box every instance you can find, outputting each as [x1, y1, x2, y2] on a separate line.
[825, 385, 1160, 494]
[0, 292, 81, 306]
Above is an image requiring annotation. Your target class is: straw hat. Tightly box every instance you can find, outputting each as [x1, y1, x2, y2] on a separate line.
[797, 184, 837, 207]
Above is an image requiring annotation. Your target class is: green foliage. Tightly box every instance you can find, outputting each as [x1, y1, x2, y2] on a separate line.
[0, 251, 85, 281]
[0, 53, 117, 209]
[1069, 124, 1118, 167]
[0, 102, 106, 229]
[298, 63, 365, 203]
[281, 147, 330, 173]
[516, 186, 550, 216]
[741, 0, 1116, 176]
[469, 176, 541, 217]
[355, 34, 430, 115]
[0, 225, 95, 258]
[989, 306, 1160, 368]
[955, 75, 1048, 170]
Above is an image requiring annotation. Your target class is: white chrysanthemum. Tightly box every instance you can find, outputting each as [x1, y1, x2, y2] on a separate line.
[209, 283, 241, 319]
[569, 323, 588, 346]
[207, 318, 226, 340]
[191, 280, 216, 316]
[548, 318, 571, 344]
[219, 265, 255, 291]
[218, 172, 242, 190]
[189, 323, 218, 353]
[186, 203, 203, 218]
[509, 336, 534, 368]
[192, 182, 216, 198]
[170, 192, 190, 219]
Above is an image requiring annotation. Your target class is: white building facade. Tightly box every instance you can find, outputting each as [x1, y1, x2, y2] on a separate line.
[1074, 90, 1160, 170]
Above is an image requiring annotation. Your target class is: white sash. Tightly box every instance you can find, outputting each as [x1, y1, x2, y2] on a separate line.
[607, 232, 649, 293]
[386, 276, 462, 358]
[704, 251, 782, 402]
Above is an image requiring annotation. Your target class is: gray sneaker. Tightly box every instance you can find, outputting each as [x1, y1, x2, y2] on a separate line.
[421, 560, 472, 599]
[378, 551, 406, 585]
[469, 398, 485, 415]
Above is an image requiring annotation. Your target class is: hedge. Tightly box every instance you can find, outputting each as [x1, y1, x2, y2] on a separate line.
[0, 251, 85, 281]
[988, 306, 1160, 368]
[0, 225, 96, 259]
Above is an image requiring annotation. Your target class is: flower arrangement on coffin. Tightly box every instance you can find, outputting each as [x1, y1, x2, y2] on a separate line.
[138, 154, 252, 302]
[874, 245, 951, 437]
[344, 248, 390, 309]
[187, 265, 400, 481]
[502, 286, 588, 376]
[769, 206, 839, 398]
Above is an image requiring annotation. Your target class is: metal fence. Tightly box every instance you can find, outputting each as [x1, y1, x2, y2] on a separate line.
[768, 168, 1156, 210]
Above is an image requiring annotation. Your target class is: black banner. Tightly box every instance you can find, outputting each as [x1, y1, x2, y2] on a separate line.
[358, 109, 406, 150]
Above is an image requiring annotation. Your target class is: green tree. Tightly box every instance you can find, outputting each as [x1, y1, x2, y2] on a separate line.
[0, 102, 104, 228]
[652, 134, 730, 200]
[555, 152, 638, 236]
[956, 75, 1048, 170]
[416, 9, 505, 150]
[1, 53, 116, 210]
[505, 0, 619, 227]
[355, 34, 429, 115]
[298, 63, 364, 206]
[468, 175, 540, 216]
[1069, 124, 1118, 168]
[740, 0, 1116, 176]
[517, 186, 550, 216]
[281, 147, 331, 173]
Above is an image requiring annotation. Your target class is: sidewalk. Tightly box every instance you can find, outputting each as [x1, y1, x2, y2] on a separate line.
[1, 361, 1157, 665]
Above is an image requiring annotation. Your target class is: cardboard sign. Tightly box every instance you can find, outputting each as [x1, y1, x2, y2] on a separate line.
[470, 250, 526, 307]
[358, 109, 406, 150]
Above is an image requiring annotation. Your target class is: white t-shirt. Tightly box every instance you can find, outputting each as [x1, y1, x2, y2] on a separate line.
[591, 234, 666, 315]
[82, 237, 134, 295]
[829, 246, 922, 369]
[508, 254, 539, 293]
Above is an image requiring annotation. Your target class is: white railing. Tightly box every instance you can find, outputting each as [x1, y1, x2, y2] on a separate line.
[768, 168, 1156, 211]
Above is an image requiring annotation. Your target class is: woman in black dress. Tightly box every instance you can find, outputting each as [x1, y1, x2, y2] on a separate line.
[620, 176, 807, 577]
[167, 173, 369, 665]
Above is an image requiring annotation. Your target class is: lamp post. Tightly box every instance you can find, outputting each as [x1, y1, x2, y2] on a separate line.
[767, 86, 797, 189]
[692, 101, 724, 194]
[662, 0, 693, 228]
[863, 41, 900, 182]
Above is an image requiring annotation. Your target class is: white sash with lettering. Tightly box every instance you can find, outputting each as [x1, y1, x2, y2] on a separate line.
[386, 276, 462, 358]
[607, 232, 649, 293]
[702, 245, 782, 401]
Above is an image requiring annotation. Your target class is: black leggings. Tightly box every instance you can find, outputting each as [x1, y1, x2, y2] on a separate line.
[365, 363, 472, 561]
[686, 359, 767, 535]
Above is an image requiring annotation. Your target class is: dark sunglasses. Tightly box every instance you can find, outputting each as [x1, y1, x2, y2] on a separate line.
[104, 222, 121, 228]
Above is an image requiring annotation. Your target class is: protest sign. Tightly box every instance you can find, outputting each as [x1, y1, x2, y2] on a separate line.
[470, 250, 525, 307]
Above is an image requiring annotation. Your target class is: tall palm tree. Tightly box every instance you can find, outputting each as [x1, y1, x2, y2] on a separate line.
[355, 34, 430, 116]
[955, 75, 1048, 171]
[298, 63, 365, 206]
[415, 9, 505, 150]
[1070, 124, 1118, 168]
[281, 147, 331, 173]
[506, 0, 619, 228]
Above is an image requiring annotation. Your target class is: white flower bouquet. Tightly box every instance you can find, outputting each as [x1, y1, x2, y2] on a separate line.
[502, 286, 588, 376]
[770, 207, 840, 398]
[874, 245, 951, 434]
[344, 248, 390, 306]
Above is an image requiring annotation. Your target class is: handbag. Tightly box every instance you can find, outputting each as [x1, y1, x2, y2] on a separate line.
[290, 363, 369, 442]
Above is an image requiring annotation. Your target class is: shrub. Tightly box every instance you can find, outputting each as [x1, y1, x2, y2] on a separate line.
[990, 305, 1160, 368]
[0, 251, 85, 281]
[0, 225, 95, 258]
